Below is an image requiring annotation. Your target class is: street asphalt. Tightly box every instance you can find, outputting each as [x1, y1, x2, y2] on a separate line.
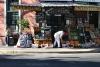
[0, 45, 100, 54]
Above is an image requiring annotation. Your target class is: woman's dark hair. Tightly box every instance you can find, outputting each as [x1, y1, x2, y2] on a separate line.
[63, 29, 67, 32]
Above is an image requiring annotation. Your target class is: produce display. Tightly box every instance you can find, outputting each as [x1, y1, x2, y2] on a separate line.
[69, 27, 95, 48]
[70, 28, 79, 40]
[96, 28, 100, 38]
[78, 27, 85, 44]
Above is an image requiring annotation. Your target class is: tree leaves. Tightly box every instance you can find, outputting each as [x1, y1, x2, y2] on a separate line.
[17, 19, 29, 30]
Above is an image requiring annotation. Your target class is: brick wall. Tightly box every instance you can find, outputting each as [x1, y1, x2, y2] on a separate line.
[0, 0, 5, 45]
[21, 0, 40, 36]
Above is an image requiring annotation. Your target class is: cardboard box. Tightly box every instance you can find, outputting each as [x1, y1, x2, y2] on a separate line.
[84, 23, 89, 27]
[78, 23, 83, 27]
[90, 24, 94, 28]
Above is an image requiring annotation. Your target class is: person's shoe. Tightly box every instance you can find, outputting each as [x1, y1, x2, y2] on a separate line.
[14, 45, 17, 48]
[53, 46, 57, 48]
[5, 45, 8, 47]
[58, 47, 62, 48]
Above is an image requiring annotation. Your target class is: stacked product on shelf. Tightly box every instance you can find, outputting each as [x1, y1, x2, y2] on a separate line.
[42, 28, 52, 47]
[77, 23, 93, 48]
[70, 27, 79, 47]
[77, 21, 85, 47]
[84, 27, 92, 42]
[89, 24, 100, 47]
[83, 27, 94, 47]
[89, 24, 96, 39]
[70, 28, 79, 40]
[34, 27, 43, 48]
[78, 27, 85, 44]
[95, 28, 100, 38]
[90, 28, 96, 39]
[78, 27, 90, 48]
[94, 28, 100, 46]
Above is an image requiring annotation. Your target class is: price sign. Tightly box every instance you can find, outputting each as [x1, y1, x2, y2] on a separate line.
[36, 13, 45, 23]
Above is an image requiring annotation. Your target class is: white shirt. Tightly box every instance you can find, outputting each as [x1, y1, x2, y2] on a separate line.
[4, 28, 11, 36]
[54, 31, 64, 40]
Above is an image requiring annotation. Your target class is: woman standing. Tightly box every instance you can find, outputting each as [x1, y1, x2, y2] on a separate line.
[5, 26, 11, 46]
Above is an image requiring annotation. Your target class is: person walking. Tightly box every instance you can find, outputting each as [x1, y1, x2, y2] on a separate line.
[53, 29, 67, 48]
[5, 25, 11, 46]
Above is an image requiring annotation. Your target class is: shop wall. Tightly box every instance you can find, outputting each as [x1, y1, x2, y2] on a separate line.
[74, 11, 87, 26]
[21, 0, 40, 36]
[0, 0, 5, 45]
[74, 11, 87, 17]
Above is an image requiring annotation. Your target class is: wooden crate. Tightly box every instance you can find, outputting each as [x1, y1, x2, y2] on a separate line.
[84, 23, 89, 27]
[70, 40, 74, 45]
[78, 23, 83, 27]
[34, 39, 40, 45]
[74, 40, 79, 47]
[90, 24, 94, 28]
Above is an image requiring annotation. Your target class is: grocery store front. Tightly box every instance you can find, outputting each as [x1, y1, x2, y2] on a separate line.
[12, 2, 75, 48]
[12, 2, 100, 48]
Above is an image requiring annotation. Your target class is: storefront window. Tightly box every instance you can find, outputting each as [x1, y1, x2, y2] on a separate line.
[7, 0, 19, 11]
[6, 0, 19, 35]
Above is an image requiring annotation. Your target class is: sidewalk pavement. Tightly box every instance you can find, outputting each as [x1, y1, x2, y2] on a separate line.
[0, 46, 100, 54]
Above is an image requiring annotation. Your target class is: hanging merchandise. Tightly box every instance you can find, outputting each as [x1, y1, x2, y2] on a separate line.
[84, 18, 87, 23]
[80, 18, 82, 23]
[77, 18, 80, 23]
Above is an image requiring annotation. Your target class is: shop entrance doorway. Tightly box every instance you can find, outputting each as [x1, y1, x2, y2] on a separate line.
[47, 14, 66, 43]
[46, 14, 66, 27]
[89, 11, 99, 28]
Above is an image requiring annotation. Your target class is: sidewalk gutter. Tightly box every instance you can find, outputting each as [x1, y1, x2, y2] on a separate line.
[0, 48, 100, 54]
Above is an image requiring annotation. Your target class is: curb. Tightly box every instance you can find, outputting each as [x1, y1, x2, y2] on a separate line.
[0, 50, 100, 54]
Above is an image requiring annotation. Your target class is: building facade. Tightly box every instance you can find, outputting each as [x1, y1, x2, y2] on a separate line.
[0, 0, 40, 45]
[0, 0, 100, 46]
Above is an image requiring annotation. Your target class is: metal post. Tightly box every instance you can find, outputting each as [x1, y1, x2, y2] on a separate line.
[19, 0, 21, 34]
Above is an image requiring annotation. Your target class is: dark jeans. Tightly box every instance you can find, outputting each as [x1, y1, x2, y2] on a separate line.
[5, 35, 9, 45]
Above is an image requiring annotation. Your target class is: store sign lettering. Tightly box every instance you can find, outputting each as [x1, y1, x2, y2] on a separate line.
[13, 5, 42, 12]
[74, 6, 100, 11]
[40, 0, 72, 1]
[48, 9, 67, 14]
[75, 0, 100, 2]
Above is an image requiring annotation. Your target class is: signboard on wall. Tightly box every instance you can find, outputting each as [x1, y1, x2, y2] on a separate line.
[13, 5, 42, 12]
[36, 13, 45, 23]
[75, 0, 100, 2]
[74, 6, 100, 11]
[47, 8, 67, 14]
[40, 0, 72, 1]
